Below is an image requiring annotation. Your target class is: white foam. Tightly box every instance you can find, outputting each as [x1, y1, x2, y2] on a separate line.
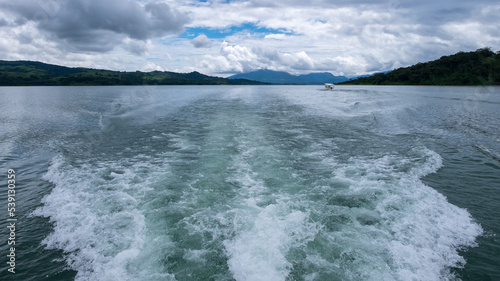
[222, 130, 321, 281]
[386, 179, 482, 281]
[224, 205, 318, 281]
[183, 249, 211, 263]
[34, 97, 484, 281]
[210, 111, 482, 280]
[33, 155, 175, 281]
[326, 147, 483, 280]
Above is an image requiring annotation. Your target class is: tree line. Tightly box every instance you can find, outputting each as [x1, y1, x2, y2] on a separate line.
[0, 61, 266, 86]
[342, 48, 500, 85]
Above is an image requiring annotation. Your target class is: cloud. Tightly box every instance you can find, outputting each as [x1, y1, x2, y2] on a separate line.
[217, 42, 259, 72]
[201, 41, 320, 74]
[140, 61, 165, 72]
[1, 0, 499, 76]
[191, 34, 212, 48]
[1, 0, 190, 52]
[123, 38, 151, 56]
[264, 34, 287, 40]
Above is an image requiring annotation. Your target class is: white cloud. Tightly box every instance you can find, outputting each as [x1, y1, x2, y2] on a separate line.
[0, 0, 499, 76]
[200, 42, 320, 74]
[172, 0, 500, 75]
[191, 34, 212, 48]
[140, 61, 165, 72]
[264, 34, 287, 40]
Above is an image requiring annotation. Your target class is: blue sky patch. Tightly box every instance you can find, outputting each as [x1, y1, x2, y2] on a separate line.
[180, 23, 293, 39]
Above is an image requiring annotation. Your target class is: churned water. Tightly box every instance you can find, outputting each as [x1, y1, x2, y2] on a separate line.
[0, 85, 499, 280]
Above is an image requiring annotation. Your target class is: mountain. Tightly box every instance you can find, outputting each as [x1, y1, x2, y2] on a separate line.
[0, 61, 268, 86]
[341, 48, 500, 85]
[228, 69, 349, 84]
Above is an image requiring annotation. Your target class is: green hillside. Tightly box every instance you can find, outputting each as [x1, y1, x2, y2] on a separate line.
[0, 61, 266, 86]
[341, 48, 500, 85]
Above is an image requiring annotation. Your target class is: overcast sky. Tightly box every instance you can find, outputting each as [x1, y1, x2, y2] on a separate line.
[0, 0, 499, 77]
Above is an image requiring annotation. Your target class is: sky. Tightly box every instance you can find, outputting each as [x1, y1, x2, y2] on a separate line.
[0, 0, 499, 77]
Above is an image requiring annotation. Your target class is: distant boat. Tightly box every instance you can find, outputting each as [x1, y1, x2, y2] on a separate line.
[324, 83, 335, 90]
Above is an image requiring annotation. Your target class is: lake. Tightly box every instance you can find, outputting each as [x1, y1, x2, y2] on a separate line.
[0, 85, 499, 281]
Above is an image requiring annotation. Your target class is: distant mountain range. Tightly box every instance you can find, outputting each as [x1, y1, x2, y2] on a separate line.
[341, 48, 500, 85]
[0, 61, 267, 86]
[228, 69, 350, 84]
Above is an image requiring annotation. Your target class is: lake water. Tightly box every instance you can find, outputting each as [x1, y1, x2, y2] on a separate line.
[0, 85, 499, 281]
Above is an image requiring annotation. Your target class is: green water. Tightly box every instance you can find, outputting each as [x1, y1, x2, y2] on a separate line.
[0, 85, 498, 280]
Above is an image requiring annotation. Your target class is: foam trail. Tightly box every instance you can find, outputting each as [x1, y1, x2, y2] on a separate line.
[31, 87, 486, 281]
[33, 155, 176, 281]
[225, 206, 316, 281]
[221, 113, 320, 281]
[314, 148, 483, 280]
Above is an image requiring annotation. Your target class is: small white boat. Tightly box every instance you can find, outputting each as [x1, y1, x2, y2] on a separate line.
[324, 83, 335, 90]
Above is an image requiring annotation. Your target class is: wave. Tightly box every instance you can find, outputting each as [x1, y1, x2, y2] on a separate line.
[33, 155, 176, 281]
[33, 101, 483, 281]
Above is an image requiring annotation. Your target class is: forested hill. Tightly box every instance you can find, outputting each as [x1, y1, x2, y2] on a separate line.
[341, 48, 500, 85]
[0, 61, 267, 86]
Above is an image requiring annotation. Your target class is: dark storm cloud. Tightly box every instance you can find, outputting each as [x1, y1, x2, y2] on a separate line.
[1, 0, 190, 52]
